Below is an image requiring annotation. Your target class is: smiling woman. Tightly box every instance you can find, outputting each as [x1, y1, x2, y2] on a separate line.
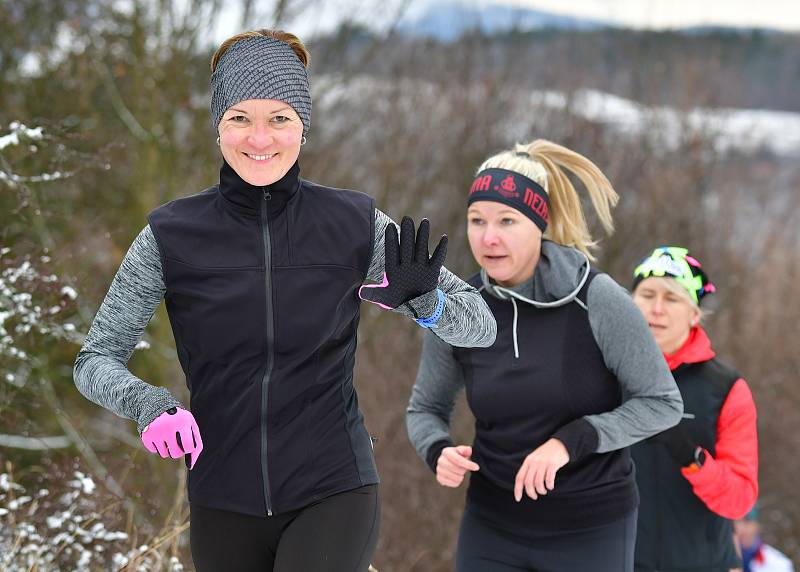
[210, 29, 310, 189]
[72, 28, 497, 572]
[217, 100, 304, 186]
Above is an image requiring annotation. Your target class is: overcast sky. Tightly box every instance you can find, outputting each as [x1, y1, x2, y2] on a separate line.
[211, 0, 800, 43]
[505, 0, 800, 31]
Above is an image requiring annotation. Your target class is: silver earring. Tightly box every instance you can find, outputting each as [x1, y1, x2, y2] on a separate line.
[300, 136, 307, 146]
[216, 136, 220, 146]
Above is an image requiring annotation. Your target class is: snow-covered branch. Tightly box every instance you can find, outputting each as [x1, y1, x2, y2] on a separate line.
[0, 247, 82, 365]
[0, 468, 188, 571]
[0, 434, 71, 450]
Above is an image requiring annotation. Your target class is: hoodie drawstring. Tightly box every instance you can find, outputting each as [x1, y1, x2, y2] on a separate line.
[480, 244, 593, 361]
[511, 298, 519, 359]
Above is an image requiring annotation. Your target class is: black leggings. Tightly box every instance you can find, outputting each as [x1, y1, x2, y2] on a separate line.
[190, 484, 380, 572]
[456, 507, 637, 572]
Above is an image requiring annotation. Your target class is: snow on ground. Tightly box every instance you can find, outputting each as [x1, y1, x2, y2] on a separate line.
[539, 89, 800, 156]
[312, 75, 800, 157]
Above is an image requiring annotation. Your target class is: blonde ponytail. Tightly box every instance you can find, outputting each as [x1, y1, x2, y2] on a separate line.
[477, 139, 618, 261]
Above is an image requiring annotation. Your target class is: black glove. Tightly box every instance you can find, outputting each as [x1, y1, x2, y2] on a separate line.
[359, 216, 447, 311]
[649, 424, 697, 467]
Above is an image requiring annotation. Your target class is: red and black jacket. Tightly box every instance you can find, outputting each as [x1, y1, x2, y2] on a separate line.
[633, 326, 758, 571]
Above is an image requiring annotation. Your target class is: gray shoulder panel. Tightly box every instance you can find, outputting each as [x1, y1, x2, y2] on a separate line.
[583, 273, 683, 452]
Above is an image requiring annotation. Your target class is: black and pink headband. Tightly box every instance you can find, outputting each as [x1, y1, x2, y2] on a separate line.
[467, 168, 550, 231]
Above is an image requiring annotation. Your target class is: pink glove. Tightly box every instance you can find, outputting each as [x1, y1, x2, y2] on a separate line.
[141, 407, 203, 469]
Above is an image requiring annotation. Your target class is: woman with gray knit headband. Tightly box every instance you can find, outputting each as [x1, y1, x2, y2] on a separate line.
[73, 29, 496, 571]
[406, 140, 684, 571]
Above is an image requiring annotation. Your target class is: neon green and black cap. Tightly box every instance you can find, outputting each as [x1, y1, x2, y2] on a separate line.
[632, 246, 716, 304]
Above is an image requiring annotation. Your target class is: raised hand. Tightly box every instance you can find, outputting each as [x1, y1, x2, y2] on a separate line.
[359, 216, 447, 311]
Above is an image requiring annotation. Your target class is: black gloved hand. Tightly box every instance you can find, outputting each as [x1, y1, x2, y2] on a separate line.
[649, 423, 696, 467]
[359, 216, 447, 311]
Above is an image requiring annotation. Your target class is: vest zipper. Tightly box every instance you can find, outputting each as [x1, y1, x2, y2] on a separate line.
[260, 189, 274, 516]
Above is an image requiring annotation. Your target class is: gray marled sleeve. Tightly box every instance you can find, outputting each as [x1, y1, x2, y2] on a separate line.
[73, 225, 183, 434]
[406, 330, 464, 469]
[367, 209, 496, 348]
[584, 273, 683, 452]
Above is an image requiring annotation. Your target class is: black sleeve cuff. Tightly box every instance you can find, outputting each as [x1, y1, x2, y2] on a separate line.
[425, 439, 454, 473]
[552, 418, 599, 463]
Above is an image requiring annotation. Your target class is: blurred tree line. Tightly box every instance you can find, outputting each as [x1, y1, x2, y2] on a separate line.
[317, 24, 800, 112]
[1, 0, 798, 569]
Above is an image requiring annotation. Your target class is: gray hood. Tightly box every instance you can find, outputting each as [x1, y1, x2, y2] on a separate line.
[481, 240, 591, 308]
[479, 240, 591, 359]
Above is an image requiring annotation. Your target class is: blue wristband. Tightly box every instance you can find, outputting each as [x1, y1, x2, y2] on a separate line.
[415, 288, 445, 329]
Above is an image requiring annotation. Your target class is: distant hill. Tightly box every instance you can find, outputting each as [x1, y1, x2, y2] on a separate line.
[396, 1, 789, 41]
[398, 1, 611, 41]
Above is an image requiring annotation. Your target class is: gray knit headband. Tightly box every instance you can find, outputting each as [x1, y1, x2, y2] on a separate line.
[210, 35, 311, 135]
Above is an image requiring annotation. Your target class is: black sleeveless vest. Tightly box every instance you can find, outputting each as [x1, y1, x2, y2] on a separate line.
[148, 161, 377, 516]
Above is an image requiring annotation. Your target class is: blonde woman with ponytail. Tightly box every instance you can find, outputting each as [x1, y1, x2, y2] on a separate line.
[407, 140, 684, 571]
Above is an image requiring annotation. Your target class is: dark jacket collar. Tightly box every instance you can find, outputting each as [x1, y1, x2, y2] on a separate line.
[218, 160, 301, 217]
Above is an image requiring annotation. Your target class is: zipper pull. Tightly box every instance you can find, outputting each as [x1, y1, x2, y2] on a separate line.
[263, 190, 271, 201]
